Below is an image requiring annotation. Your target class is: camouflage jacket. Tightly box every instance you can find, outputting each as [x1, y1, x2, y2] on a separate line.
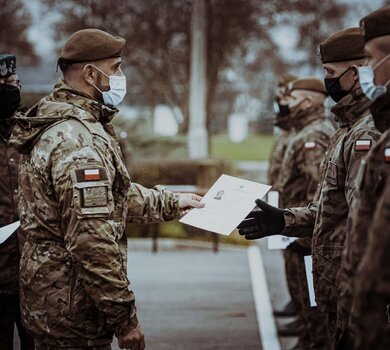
[0, 116, 23, 295]
[283, 91, 381, 312]
[348, 130, 390, 349]
[10, 80, 181, 347]
[278, 107, 334, 209]
[268, 128, 296, 188]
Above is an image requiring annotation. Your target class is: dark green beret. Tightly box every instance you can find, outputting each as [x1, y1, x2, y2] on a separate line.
[319, 28, 366, 63]
[290, 77, 327, 96]
[0, 54, 16, 78]
[360, 6, 390, 42]
[58, 28, 126, 64]
[278, 73, 298, 87]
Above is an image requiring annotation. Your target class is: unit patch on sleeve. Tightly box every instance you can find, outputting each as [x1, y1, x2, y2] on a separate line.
[355, 139, 371, 151]
[385, 148, 390, 163]
[82, 186, 108, 207]
[304, 141, 316, 150]
[75, 168, 108, 182]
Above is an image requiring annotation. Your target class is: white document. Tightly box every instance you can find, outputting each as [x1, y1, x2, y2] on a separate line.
[0, 221, 20, 244]
[267, 191, 297, 250]
[180, 174, 271, 235]
[304, 255, 317, 307]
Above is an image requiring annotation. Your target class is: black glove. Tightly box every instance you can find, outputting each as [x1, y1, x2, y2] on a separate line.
[237, 199, 286, 240]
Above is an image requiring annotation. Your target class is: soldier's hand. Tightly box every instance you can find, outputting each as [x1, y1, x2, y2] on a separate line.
[237, 199, 286, 240]
[118, 324, 145, 350]
[178, 193, 205, 215]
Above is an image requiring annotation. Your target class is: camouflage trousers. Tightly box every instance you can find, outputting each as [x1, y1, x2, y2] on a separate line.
[285, 239, 329, 349]
[34, 339, 111, 350]
[0, 293, 34, 350]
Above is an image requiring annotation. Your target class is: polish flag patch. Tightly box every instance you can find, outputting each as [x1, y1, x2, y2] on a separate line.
[304, 141, 316, 150]
[385, 148, 390, 163]
[84, 169, 101, 181]
[355, 139, 371, 151]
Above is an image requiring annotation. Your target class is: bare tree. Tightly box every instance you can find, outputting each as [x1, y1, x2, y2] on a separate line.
[0, 0, 38, 64]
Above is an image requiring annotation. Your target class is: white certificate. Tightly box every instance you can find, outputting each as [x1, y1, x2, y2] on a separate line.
[304, 255, 317, 307]
[0, 221, 20, 245]
[180, 174, 271, 235]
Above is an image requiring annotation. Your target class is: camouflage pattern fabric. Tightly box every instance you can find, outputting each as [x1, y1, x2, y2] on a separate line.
[0, 118, 22, 295]
[268, 128, 296, 187]
[278, 107, 335, 209]
[10, 80, 181, 348]
[348, 130, 390, 350]
[0, 116, 34, 350]
[276, 107, 333, 349]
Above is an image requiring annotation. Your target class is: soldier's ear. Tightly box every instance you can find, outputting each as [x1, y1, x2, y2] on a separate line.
[351, 65, 360, 82]
[82, 64, 96, 86]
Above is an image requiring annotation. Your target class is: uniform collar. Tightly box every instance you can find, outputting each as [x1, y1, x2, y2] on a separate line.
[52, 79, 118, 123]
[330, 88, 371, 128]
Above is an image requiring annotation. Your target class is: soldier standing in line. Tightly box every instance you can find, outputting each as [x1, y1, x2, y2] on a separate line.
[346, 6, 390, 349]
[238, 28, 382, 350]
[10, 29, 204, 350]
[276, 78, 334, 350]
[268, 73, 298, 189]
[0, 54, 34, 350]
[268, 73, 301, 324]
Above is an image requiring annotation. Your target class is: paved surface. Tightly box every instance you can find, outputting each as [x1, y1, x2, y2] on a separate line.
[111, 246, 262, 350]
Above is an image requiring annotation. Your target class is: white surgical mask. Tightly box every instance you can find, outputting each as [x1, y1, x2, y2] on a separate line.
[358, 54, 390, 101]
[91, 65, 127, 106]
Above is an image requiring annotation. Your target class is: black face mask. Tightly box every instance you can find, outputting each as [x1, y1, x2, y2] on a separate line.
[274, 100, 290, 117]
[0, 84, 21, 119]
[370, 87, 390, 133]
[324, 67, 355, 103]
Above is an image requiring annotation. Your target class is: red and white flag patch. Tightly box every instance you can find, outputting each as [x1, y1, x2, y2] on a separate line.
[84, 169, 101, 181]
[385, 148, 390, 163]
[355, 139, 371, 151]
[304, 141, 316, 150]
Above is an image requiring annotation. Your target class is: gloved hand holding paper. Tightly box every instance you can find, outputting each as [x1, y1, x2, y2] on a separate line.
[180, 174, 271, 235]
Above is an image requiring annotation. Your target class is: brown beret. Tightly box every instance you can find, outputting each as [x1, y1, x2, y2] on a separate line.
[319, 28, 366, 63]
[360, 6, 390, 42]
[0, 54, 16, 78]
[277, 73, 298, 87]
[59, 28, 126, 64]
[289, 77, 327, 96]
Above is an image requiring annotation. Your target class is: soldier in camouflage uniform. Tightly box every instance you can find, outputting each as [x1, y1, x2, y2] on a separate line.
[10, 29, 203, 350]
[0, 54, 34, 350]
[344, 7, 390, 349]
[238, 28, 382, 349]
[276, 78, 334, 349]
[268, 73, 298, 188]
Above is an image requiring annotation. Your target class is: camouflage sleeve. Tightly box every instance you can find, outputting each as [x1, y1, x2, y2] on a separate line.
[282, 201, 318, 237]
[350, 172, 390, 347]
[50, 142, 138, 337]
[298, 136, 329, 191]
[127, 183, 181, 224]
[343, 129, 382, 206]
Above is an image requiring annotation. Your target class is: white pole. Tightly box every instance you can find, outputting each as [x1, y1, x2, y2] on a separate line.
[188, 0, 208, 159]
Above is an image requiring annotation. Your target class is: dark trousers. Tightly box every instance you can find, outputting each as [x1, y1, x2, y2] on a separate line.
[0, 293, 34, 350]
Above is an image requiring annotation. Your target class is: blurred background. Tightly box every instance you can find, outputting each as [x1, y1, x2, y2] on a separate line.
[1, 0, 387, 243]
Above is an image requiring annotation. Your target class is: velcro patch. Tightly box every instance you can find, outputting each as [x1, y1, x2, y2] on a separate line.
[82, 186, 108, 207]
[385, 148, 390, 163]
[75, 168, 108, 182]
[355, 139, 371, 151]
[304, 141, 316, 150]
